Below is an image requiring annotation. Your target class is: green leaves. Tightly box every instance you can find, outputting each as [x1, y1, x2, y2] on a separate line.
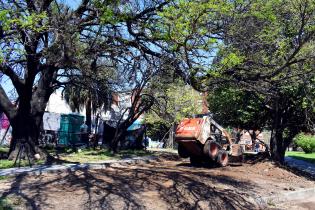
[0, 49, 4, 64]
[249, 0, 280, 22]
[201, 0, 315, 88]
[166, 82, 202, 122]
[0, 9, 10, 30]
[145, 80, 203, 139]
[94, 0, 131, 25]
[20, 12, 47, 32]
[220, 52, 245, 69]
[294, 133, 315, 153]
[207, 86, 268, 130]
[0, 9, 47, 32]
[158, 0, 230, 50]
[98, 6, 119, 24]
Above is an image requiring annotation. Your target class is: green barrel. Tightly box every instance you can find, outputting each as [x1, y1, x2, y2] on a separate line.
[58, 114, 84, 145]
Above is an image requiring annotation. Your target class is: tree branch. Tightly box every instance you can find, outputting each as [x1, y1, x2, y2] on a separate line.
[0, 63, 24, 96]
[0, 85, 16, 120]
[75, 0, 90, 17]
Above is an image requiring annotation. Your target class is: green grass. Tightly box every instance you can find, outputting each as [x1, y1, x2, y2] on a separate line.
[0, 176, 9, 181]
[57, 148, 152, 163]
[0, 198, 13, 210]
[0, 147, 153, 168]
[285, 151, 315, 164]
[0, 195, 25, 210]
[0, 147, 9, 154]
[0, 159, 45, 169]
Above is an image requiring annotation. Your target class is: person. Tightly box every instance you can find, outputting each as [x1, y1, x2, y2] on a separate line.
[80, 121, 89, 145]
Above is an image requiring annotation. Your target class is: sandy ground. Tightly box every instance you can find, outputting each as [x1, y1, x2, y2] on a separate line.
[0, 156, 314, 210]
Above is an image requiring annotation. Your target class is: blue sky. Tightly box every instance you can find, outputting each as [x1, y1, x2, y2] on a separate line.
[62, 0, 81, 9]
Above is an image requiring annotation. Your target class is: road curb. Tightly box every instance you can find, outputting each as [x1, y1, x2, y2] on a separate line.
[260, 187, 315, 205]
[0, 156, 159, 177]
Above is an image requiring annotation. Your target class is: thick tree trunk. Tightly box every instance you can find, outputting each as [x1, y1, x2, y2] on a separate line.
[110, 125, 128, 153]
[8, 112, 46, 161]
[270, 129, 286, 164]
[269, 99, 287, 164]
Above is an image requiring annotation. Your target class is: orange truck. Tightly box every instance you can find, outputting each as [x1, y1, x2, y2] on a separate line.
[175, 115, 243, 166]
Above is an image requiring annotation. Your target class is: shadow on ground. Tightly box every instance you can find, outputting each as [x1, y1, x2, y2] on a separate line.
[0, 161, 261, 210]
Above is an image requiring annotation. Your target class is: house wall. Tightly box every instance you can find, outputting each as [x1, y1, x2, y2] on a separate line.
[45, 91, 84, 115]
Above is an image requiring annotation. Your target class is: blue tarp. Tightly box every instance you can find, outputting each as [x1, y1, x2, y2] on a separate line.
[127, 119, 143, 131]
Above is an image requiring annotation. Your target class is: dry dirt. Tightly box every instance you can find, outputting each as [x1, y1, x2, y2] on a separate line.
[0, 156, 314, 210]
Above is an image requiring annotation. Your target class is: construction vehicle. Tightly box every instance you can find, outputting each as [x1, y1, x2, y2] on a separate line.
[175, 115, 244, 167]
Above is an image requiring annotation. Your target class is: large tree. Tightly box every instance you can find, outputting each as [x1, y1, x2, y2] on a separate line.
[0, 0, 177, 159]
[0, 0, 87, 159]
[207, 84, 315, 152]
[160, 0, 315, 163]
[1, 0, 207, 158]
[207, 86, 269, 132]
[204, 0, 315, 163]
[211, 0, 315, 163]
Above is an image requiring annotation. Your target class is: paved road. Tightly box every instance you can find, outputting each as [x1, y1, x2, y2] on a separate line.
[285, 157, 315, 177]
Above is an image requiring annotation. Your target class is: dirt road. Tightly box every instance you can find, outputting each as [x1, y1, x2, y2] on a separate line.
[0, 157, 314, 210]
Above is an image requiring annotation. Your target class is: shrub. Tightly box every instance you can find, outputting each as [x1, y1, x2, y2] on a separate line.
[294, 133, 315, 153]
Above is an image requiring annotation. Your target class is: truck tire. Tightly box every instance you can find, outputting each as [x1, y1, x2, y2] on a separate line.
[178, 144, 190, 158]
[217, 150, 229, 167]
[203, 140, 220, 160]
[190, 156, 202, 166]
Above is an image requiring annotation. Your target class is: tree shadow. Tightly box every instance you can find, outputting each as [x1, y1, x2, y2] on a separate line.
[0, 162, 263, 209]
[279, 164, 315, 181]
[45, 155, 80, 165]
[286, 155, 315, 164]
[243, 153, 271, 164]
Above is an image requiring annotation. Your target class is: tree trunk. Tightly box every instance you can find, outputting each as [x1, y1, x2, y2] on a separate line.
[270, 129, 286, 164]
[85, 96, 92, 133]
[269, 99, 287, 164]
[8, 112, 46, 161]
[110, 127, 127, 153]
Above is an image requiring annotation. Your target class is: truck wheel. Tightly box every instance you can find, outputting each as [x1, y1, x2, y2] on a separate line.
[190, 156, 202, 166]
[217, 150, 229, 167]
[178, 144, 190, 158]
[203, 140, 220, 160]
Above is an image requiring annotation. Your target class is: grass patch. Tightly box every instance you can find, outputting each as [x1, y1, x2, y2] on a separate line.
[55, 148, 153, 163]
[0, 147, 9, 159]
[0, 176, 9, 181]
[0, 148, 152, 168]
[285, 151, 315, 164]
[0, 195, 25, 210]
[0, 159, 44, 169]
[0, 147, 9, 154]
[0, 197, 13, 210]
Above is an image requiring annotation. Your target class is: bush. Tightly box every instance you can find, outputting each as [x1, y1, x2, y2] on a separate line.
[294, 133, 315, 153]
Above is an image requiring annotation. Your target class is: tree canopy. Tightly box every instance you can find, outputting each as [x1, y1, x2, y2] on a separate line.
[145, 80, 202, 141]
[0, 0, 314, 163]
[0, 0, 189, 157]
[158, 0, 315, 162]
